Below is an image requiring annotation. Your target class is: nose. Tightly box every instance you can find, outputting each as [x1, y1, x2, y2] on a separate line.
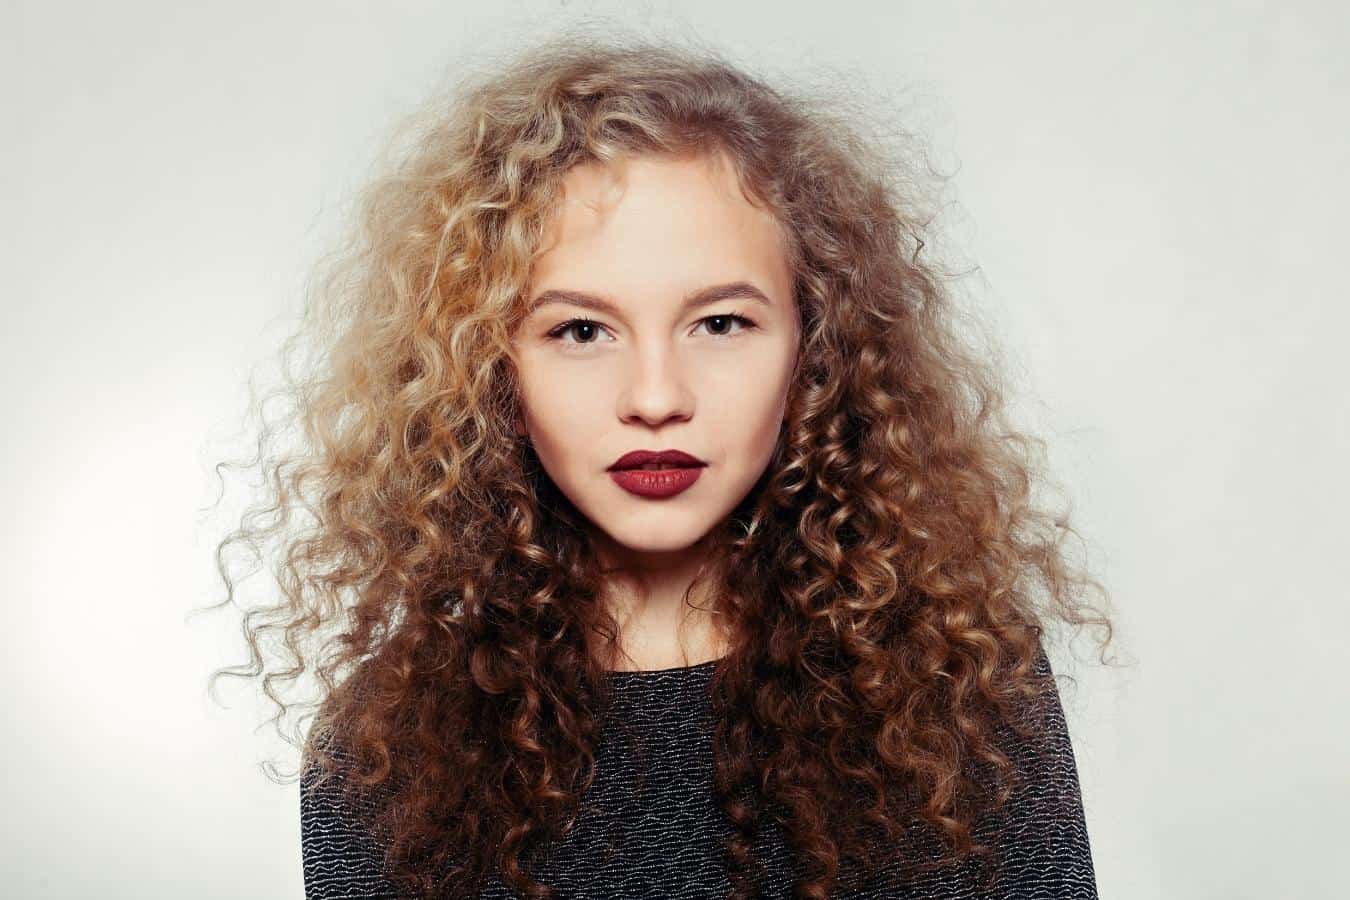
[616, 344, 696, 427]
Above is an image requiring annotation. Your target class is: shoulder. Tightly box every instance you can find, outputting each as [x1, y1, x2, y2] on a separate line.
[974, 643, 1100, 898]
[299, 743, 405, 900]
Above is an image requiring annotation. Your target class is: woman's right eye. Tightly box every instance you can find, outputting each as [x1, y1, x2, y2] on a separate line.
[546, 318, 611, 345]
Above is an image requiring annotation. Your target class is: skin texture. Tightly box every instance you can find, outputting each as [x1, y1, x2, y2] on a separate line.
[511, 151, 801, 670]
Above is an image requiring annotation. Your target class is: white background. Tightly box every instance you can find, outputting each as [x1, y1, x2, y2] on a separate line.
[6, 2, 1347, 898]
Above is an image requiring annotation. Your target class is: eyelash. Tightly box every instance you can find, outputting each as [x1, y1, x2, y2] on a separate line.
[544, 312, 758, 346]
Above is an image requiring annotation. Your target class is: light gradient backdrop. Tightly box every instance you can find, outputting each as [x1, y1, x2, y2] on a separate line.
[6, 2, 1346, 898]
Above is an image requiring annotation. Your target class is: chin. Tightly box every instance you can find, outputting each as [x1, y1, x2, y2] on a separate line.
[600, 519, 714, 551]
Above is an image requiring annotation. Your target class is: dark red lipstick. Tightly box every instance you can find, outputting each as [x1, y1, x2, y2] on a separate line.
[608, 449, 707, 498]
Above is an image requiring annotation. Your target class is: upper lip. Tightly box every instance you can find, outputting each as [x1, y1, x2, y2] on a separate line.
[608, 449, 707, 470]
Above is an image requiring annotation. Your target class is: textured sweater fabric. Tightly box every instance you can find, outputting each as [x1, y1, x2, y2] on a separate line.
[301, 649, 1098, 899]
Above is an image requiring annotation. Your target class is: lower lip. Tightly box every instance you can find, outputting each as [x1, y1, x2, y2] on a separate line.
[608, 465, 705, 498]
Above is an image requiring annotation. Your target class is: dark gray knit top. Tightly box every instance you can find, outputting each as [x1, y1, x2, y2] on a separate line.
[301, 650, 1097, 899]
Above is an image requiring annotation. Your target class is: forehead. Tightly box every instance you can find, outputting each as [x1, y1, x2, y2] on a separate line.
[528, 152, 792, 301]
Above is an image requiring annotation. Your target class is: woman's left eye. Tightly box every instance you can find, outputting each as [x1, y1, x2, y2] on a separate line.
[694, 313, 756, 337]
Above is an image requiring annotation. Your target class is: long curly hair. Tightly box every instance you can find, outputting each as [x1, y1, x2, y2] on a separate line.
[206, 26, 1116, 900]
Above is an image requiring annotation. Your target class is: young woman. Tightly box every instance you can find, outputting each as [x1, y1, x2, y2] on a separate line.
[212, 30, 1115, 900]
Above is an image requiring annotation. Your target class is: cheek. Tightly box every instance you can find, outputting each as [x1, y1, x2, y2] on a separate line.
[520, 370, 604, 456]
[709, 372, 790, 452]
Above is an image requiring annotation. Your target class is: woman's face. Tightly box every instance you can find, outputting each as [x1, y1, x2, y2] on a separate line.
[511, 152, 800, 562]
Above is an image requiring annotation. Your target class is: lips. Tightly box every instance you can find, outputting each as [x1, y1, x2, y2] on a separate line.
[608, 449, 706, 471]
[608, 461, 705, 499]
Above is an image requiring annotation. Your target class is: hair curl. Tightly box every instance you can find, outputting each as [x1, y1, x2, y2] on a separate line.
[206, 25, 1117, 900]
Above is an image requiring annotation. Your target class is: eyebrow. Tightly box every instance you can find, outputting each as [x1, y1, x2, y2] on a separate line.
[526, 281, 774, 317]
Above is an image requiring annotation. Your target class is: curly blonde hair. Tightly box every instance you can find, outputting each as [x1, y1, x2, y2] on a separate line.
[207, 26, 1116, 900]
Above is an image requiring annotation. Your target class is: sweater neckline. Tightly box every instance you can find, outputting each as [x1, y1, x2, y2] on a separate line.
[604, 656, 722, 679]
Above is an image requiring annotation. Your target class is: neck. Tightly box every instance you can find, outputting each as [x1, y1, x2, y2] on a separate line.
[587, 530, 730, 671]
